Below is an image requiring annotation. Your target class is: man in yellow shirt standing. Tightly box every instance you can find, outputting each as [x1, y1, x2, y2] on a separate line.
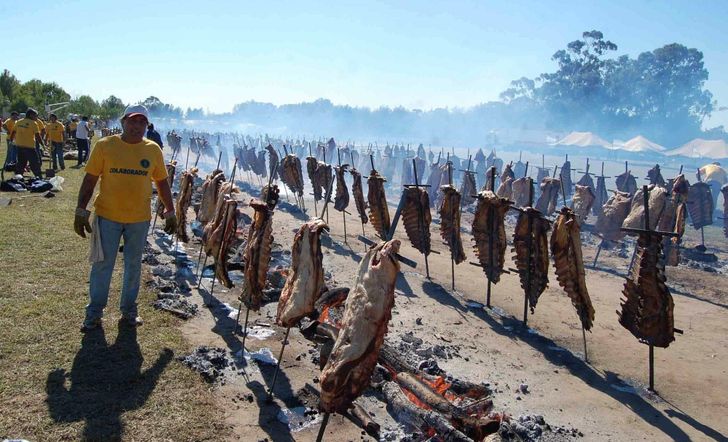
[9, 108, 45, 177]
[3, 111, 19, 166]
[46, 113, 67, 170]
[74, 104, 177, 332]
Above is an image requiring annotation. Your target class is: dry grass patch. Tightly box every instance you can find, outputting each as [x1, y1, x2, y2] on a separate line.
[0, 138, 227, 441]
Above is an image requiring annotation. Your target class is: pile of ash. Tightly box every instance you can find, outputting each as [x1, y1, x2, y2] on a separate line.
[178, 346, 234, 383]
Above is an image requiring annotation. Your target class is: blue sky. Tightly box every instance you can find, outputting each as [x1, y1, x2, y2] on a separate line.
[4, 0, 728, 126]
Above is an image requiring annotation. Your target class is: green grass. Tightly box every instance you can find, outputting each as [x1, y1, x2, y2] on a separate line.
[0, 134, 227, 441]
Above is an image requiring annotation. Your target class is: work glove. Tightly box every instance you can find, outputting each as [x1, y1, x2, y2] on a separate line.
[74, 208, 92, 238]
[163, 211, 178, 235]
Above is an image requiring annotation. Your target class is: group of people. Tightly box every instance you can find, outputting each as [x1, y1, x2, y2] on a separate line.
[2, 110, 93, 177]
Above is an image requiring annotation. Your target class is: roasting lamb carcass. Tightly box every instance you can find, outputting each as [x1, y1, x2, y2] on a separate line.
[501, 163, 515, 182]
[560, 160, 573, 196]
[350, 167, 368, 224]
[576, 172, 595, 192]
[472, 191, 512, 283]
[622, 185, 667, 230]
[212, 199, 238, 288]
[156, 161, 178, 217]
[367, 169, 391, 238]
[174, 168, 198, 242]
[572, 184, 596, 222]
[618, 231, 675, 348]
[647, 165, 665, 187]
[551, 207, 595, 330]
[536, 168, 549, 190]
[265, 144, 279, 181]
[687, 181, 714, 229]
[511, 177, 532, 208]
[426, 161, 444, 207]
[197, 170, 225, 224]
[276, 219, 329, 327]
[535, 177, 561, 216]
[280, 154, 305, 197]
[595, 191, 632, 241]
[460, 172, 477, 206]
[401, 187, 431, 255]
[616, 170, 638, 195]
[255, 150, 268, 178]
[306, 156, 320, 199]
[315, 162, 333, 204]
[334, 164, 350, 212]
[438, 185, 466, 264]
[319, 240, 401, 413]
[658, 175, 689, 265]
[512, 207, 550, 312]
[496, 176, 513, 200]
[240, 199, 275, 311]
[593, 175, 609, 217]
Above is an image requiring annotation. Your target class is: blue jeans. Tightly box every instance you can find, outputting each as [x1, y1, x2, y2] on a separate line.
[85, 216, 150, 324]
[51, 141, 65, 170]
[6, 139, 17, 163]
[77, 138, 89, 165]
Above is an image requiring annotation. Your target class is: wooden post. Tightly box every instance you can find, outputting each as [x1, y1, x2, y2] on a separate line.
[316, 412, 331, 442]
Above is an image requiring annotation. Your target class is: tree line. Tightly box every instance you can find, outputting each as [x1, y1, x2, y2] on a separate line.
[1, 30, 722, 146]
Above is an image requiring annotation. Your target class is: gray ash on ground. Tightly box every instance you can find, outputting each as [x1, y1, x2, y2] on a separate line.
[153, 295, 199, 319]
[498, 414, 580, 441]
[393, 331, 463, 375]
[146, 276, 190, 294]
[178, 346, 234, 384]
[680, 246, 724, 274]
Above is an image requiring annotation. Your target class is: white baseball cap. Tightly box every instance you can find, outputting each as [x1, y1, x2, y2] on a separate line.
[121, 104, 150, 122]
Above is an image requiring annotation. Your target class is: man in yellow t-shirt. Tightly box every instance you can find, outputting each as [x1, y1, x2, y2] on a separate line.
[46, 113, 67, 170]
[9, 108, 45, 177]
[3, 111, 20, 165]
[74, 104, 177, 332]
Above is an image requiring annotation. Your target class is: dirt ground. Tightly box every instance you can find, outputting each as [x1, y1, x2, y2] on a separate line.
[153, 168, 728, 442]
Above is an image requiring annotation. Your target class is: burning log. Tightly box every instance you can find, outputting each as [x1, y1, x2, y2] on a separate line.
[381, 382, 473, 442]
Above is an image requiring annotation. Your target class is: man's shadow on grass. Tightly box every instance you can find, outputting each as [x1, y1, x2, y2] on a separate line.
[45, 325, 172, 440]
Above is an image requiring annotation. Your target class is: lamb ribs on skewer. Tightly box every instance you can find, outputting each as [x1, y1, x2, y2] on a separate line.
[174, 168, 198, 242]
[280, 154, 305, 197]
[334, 164, 350, 212]
[241, 197, 276, 311]
[595, 191, 632, 241]
[687, 181, 714, 229]
[438, 185, 466, 264]
[319, 240, 401, 413]
[551, 207, 595, 330]
[350, 167, 368, 224]
[472, 191, 512, 283]
[367, 169, 391, 238]
[535, 177, 560, 216]
[401, 187, 432, 255]
[512, 207, 550, 312]
[572, 184, 596, 222]
[618, 231, 675, 348]
[276, 219, 329, 327]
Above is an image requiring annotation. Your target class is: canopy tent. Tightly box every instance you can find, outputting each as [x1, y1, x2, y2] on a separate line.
[666, 138, 728, 159]
[614, 135, 666, 153]
[552, 131, 612, 149]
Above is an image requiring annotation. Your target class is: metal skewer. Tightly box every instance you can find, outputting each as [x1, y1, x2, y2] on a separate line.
[266, 326, 291, 401]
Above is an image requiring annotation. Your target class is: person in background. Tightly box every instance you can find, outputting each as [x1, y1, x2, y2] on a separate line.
[68, 116, 78, 139]
[75, 116, 91, 166]
[9, 108, 45, 177]
[146, 123, 163, 149]
[3, 111, 20, 165]
[74, 104, 176, 332]
[35, 117, 47, 164]
[46, 113, 67, 170]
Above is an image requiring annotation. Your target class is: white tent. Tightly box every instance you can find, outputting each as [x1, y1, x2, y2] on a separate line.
[552, 131, 612, 149]
[613, 135, 666, 153]
[665, 138, 728, 159]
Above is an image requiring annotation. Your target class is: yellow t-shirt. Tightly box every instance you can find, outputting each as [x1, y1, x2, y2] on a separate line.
[36, 119, 46, 133]
[85, 135, 168, 223]
[69, 121, 78, 132]
[12, 118, 40, 149]
[46, 121, 65, 143]
[3, 118, 16, 135]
